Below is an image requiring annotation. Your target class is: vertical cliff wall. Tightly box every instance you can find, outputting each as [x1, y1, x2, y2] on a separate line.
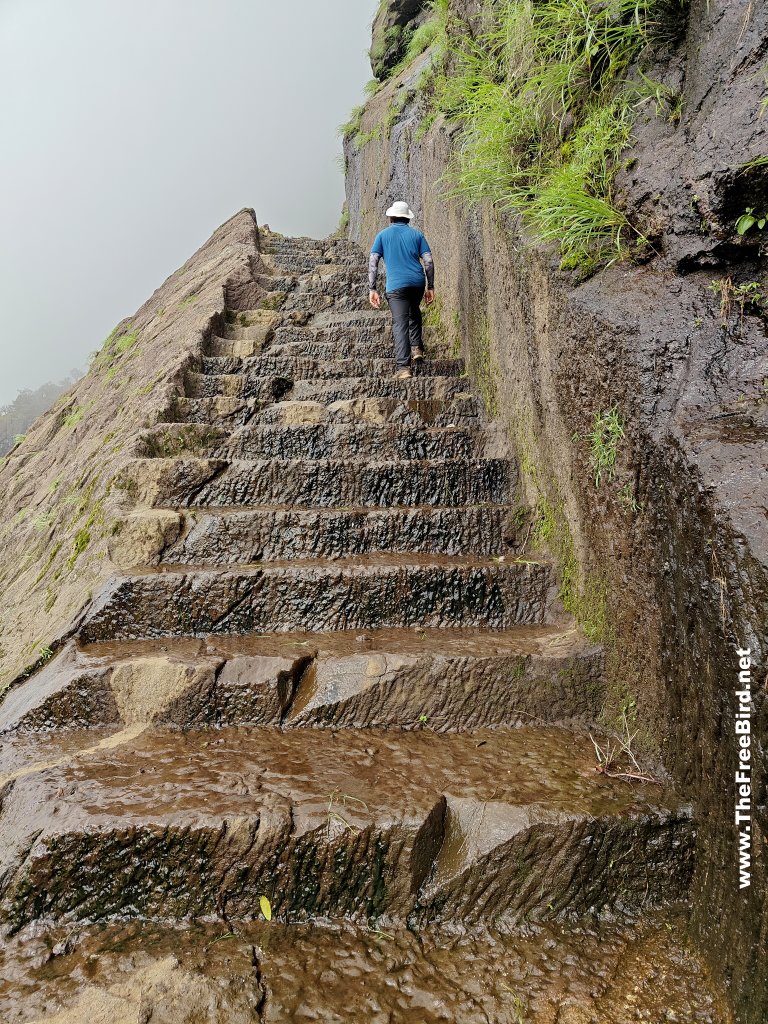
[345, 1, 767, 1019]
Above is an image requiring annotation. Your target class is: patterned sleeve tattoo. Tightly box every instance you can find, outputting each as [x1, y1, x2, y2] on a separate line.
[422, 251, 435, 289]
[368, 252, 381, 290]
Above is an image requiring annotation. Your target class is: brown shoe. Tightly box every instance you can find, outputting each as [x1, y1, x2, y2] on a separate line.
[395, 367, 413, 380]
[411, 346, 425, 363]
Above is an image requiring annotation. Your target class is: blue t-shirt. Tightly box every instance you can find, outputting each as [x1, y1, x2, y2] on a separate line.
[371, 223, 431, 292]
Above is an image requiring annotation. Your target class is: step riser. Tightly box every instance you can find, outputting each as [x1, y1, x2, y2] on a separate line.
[80, 563, 553, 642]
[138, 459, 514, 509]
[141, 424, 475, 461]
[269, 254, 361, 273]
[272, 324, 391, 347]
[287, 649, 606, 730]
[290, 378, 472, 403]
[1, 785, 692, 931]
[163, 507, 510, 562]
[166, 398, 263, 428]
[0, 645, 602, 733]
[2, 810, 444, 930]
[266, 340, 405, 360]
[411, 811, 694, 929]
[207, 337, 264, 358]
[186, 374, 473, 402]
[185, 374, 293, 401]
[219, 425, 473, 461]
[199, 356, 465, 379]
[285, 294, 370, 314]
[169, 397, 482, 428]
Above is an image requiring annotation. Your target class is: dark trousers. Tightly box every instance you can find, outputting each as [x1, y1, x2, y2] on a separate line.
[387, 286, 425, 368]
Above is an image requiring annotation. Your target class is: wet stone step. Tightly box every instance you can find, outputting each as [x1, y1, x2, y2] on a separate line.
[139, 422, 476, 461]
[256, 395, 484, 428]
[205, 336, 265, 359]
[165, 395, 482, 429]
[164, 396, 265, 427]
[218, 423, 475, 460]
[271, 322, 391, 348]
[161, 504, 512, 563]
[268, 252, 361, 273]
[277, 292, 336, 315]
[184, 372, 294, 402]
[253, 272, 297, 292]
[125, 457, 515, 508]
[0, 912, 731, 1024]
[198, 355, 465, 379]
[0, 725, 693, 932]
[0, 626, 602, 734]
[288, 376, 473, 404]
[78, 557, 554, 641]
[265, 338, 445, 360]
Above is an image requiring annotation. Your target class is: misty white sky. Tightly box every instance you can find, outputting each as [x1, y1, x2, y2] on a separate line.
[0, 0, 377, 406]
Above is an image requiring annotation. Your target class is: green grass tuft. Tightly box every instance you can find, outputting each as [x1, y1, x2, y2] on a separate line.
[340, 105, 365, 140]
[435, 0, 676, 269]
[589, 406, 625, 486]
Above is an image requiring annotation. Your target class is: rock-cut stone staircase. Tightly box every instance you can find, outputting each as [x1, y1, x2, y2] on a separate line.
[0, 233, 727, 1022]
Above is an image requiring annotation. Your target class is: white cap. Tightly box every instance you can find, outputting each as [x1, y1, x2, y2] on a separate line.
[385, 201, 414, 219]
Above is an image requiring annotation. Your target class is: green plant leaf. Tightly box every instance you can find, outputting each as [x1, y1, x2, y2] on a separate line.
[736, 214, 756, 235]
[259, 895, 272, 921]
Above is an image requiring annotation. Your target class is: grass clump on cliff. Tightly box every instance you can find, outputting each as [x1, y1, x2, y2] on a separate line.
[394, 0, 450, 75]
[588, 405, 625, 486]
[437, 0, 682, 270]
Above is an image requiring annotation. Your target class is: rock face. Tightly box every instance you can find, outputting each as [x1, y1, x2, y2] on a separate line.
[0, 224, 725, 1020]
[0, 210, 265, 697]
[370, 0, 429, 79]
[344, 2, 767, 1021]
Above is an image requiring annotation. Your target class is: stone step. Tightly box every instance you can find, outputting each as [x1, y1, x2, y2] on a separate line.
[160, 504, 512, 562]
[185, 371, 473, 402]
[121, 457, 515, 508]
[258, 395, 483, 427]
[267, 338, 433, 360]
[165, 396, 265, 427]
[288, 376, 473, 404]
[139, 422, 476, 461]
[206, 335, 265, 358]
[218, 310, 280, 342]
[263, 236, 361, 256]
[78, 556, 554, 642]
[277, 291, 336, 315]
[219, 422, 474, 460]
[268, 252, 361, 273]
[271, 322, 391, 348]
[0, 725, 693, 932]
[263, 237, 362, 255]
[0, 911, 730, 1023]
[199, 354, 465, 379]
[167, 395, 483, 429]
[253, 271, 297, 292]
[0, 625, 602, 733]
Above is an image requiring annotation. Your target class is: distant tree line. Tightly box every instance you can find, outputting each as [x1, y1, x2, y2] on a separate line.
[0, 371, 83, 455]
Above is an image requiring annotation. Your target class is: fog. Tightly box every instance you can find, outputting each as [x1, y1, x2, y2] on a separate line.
[0, 0, 377, 406]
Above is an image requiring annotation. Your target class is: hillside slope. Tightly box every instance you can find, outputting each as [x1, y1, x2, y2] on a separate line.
[0, 211, 264, 695]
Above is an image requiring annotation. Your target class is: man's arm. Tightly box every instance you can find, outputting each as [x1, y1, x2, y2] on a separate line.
[369, 236, 384, 309]
[419, 234, 435, 304]
[422, 251, 435, 290]
[368, 251, 381, 291]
